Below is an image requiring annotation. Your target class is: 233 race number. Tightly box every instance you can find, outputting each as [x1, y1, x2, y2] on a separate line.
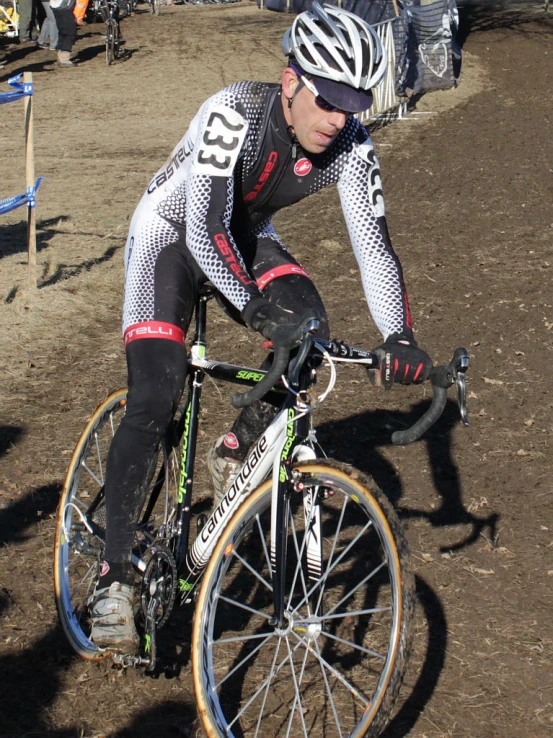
[193, 107, 247, 177]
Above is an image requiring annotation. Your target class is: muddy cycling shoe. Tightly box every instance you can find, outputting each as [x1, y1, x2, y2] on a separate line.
[89, 582, 140, 654]
[207, 435, 242, 508]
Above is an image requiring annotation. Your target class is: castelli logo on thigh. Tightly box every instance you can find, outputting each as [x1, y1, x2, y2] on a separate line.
[294, 158, 312, 176]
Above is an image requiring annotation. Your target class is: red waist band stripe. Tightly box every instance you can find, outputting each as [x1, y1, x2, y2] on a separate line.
[124, 321, 185, 346]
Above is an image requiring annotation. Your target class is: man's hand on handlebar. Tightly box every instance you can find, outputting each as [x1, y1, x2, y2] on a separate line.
[370, 333, 433, 389]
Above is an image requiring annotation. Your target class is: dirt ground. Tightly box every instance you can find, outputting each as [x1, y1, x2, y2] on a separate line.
[0, 1, 552, 736]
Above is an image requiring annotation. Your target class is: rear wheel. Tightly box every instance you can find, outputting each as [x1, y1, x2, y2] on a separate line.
[54, 389, 180, 660]
[192, 459, 415, 738]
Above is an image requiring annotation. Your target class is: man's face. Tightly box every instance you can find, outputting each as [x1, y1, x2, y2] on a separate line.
[282, 69, 351, 155]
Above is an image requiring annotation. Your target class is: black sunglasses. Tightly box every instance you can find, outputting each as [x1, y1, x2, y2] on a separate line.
[300, 75, 352, 116]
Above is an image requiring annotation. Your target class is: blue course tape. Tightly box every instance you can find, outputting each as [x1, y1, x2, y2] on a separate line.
[0, 177, 44, 215]
[0, 73, 34, 105]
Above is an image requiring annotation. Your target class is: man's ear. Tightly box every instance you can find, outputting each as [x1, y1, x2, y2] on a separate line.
[282, 66, 299, 100]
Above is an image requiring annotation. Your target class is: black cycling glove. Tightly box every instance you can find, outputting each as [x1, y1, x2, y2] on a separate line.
[372, 333, 433, 389]
[241, 297, 320, 349]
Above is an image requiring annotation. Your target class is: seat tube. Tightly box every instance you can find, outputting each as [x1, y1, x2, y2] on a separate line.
[175, 293, 209, 566]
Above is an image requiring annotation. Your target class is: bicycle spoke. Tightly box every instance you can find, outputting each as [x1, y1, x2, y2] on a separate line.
[283, 635, 309, 738]
[68, 558, 97, 607]
[322, 604, 392, 621]
[321, 626, 387, 661]
[291, 628, 370, 708]
[67, 497, 90, 514]
[215, 631, 273, 646]
[313, 490, 347, 615]
[284, 637, 311, 738]
[81, 460, 103, 488]
[216, 593, 273, 622]
[231, 548, 273, 593]
[313, 637, 346, 738]
[323, 560, 387, 618]
[253, 637, 284, 738]
[228, 637, 304, 731]
[256, 512, 273, 578]
[214, 632, 274, 690]
[287, 503, 313, 617]
[297, 516, 374, 613]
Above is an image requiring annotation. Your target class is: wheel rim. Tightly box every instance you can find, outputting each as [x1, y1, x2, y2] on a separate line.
[194, 466, 412, 738]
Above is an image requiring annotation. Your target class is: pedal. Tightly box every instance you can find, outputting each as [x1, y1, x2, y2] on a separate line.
[112, 652, 152, 669]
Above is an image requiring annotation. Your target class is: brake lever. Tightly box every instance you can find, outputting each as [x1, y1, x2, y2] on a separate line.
[288, 319, 319, 387]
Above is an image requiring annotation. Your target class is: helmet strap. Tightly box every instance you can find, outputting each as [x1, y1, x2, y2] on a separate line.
[286, 69, 305, 109]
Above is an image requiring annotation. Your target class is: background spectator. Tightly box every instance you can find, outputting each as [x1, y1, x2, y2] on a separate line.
[73, 0, 88, 26]
[37, 0, 59, 49]
[50, 0, 77, 66]
[18, 0, 37, 42]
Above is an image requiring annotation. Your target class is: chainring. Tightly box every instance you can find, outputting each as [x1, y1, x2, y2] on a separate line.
[140, 544, 178, 630]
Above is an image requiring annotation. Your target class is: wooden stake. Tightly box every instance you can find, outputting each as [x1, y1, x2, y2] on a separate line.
[392, 0, 400, 16]
[23, 71, 36, 291]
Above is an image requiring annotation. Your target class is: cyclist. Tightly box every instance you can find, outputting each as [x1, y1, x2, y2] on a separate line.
[89, 1, 433, 653]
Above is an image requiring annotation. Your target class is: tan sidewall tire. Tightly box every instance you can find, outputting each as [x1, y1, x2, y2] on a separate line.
[191, 460, 414, 738]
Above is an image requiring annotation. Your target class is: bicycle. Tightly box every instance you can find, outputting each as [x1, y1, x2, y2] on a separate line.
[54, 282, 469, 738]
[95, 0, 122, 65]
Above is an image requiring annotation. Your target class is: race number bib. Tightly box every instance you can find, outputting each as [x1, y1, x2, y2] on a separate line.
[191, 104, 248, 178]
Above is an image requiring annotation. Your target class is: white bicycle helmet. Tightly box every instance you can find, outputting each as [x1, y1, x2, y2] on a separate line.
[282, 1, 387, 91]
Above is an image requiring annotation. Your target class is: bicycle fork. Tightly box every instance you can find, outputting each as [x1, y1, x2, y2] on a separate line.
[270, 407, 322, 628]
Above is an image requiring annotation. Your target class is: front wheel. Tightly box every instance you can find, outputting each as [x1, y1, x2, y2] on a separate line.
[192, 459, 415, 738]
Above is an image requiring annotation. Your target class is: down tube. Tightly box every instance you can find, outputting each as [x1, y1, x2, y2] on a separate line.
[178, 409, 290, 592]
